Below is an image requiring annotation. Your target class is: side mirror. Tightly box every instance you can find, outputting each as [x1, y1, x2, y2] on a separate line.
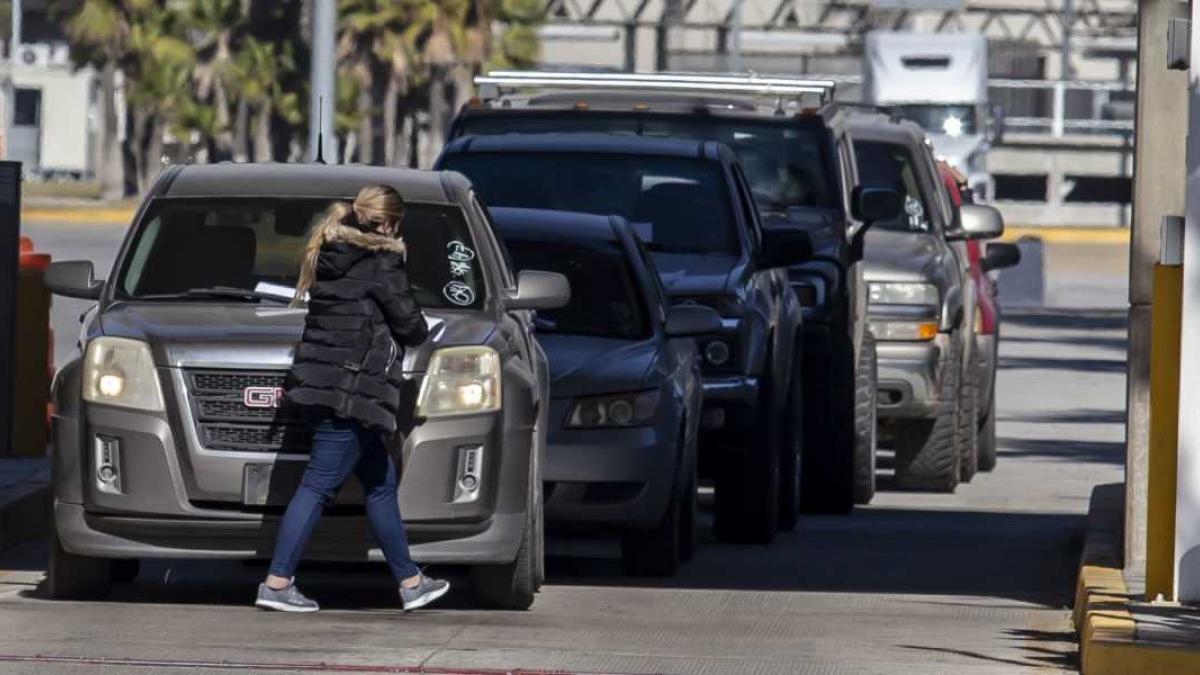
[759, 227, 813, 269]
[981, 242, 1021, 273]
[506, 270, 570, 311]
[45, 260, 103, 300]
[851, 186, 902, 224]
[665, 304, 723, 337]
[953, 204, 1005, 241]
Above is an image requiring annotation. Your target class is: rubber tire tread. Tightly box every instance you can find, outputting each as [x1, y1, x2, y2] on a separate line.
[957, 347, 979, 483]
[893, 337, 961, 493]
[48, 528, 112, 600]
[777, 350, 804, 531]
[977, 395, 998, 472]
[470, 459, 539, 610]
[799, 331, 855, 514]
[679, 451, 699, 562]
[853, 333, 878, 505]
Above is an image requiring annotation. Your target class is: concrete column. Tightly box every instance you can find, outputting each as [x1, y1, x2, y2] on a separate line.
[1128, 0, 1189, 578]
[1176, 0, 1200, 601]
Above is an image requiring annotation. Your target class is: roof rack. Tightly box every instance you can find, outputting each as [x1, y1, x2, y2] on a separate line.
[475, 71, 837, 105]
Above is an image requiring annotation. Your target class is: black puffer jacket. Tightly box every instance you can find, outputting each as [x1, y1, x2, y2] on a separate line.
[285, 224, 428, 433]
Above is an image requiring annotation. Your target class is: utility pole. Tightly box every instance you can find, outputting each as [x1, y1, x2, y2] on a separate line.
[309, 0, 336, 163]
[4, 0, 21, 160]
[657, 0, 683, 71]
[730, 0, 743, 73]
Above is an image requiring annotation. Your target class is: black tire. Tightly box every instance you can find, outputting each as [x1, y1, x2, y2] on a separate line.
[678, 450, 699, 562]
[470, 454, 540, 610]
[957, 348, 979, 483]
[622, 493, 681, 577]
[893, 337, 961, 493]
[777, 351, 804, 531]
[531, 423, 546, 590]
[48, 528, 112, 600]
[111, 559, 140, 583]
[799, 331, 855, 514]
[853, 333, 878, 505]
[977, 395, 998, 472]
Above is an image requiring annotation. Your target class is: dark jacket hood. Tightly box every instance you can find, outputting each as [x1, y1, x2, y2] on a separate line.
[316, 224, 407, 279]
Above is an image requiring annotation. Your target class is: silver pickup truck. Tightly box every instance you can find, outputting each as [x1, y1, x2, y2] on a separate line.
[43, 163, 568, 609]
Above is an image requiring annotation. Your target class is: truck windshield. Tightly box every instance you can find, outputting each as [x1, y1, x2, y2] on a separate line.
[503, 238, 650, 340]
[890, 104, 978, 137]
[853, 140, 934, 234]
[455, 114, 837, 213]
[117, 198, 487, 310]
[442, 152, 739, 256]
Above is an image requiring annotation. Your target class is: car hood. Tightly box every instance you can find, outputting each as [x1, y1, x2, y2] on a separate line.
[537, 333, 659, 399]
[650, 252, 739, 297]
[863, 230, 940, 283]
[97, 302, 495, 373]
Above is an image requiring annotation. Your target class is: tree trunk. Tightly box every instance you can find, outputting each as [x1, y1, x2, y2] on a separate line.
[212, 82, 233, 162]
[253, 104, 273, 162]
[357, 68, 374, 165]
[425, 67, 450, 169]
[120, 104, 139, 197]
[98, 62, 124, 200]
[383, 76, 399, 166]
[142, 117, 164, 191]
[233, 96, 250, 161]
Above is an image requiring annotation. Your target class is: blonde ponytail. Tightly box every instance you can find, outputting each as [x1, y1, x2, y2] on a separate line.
[293, 201, 355, 306]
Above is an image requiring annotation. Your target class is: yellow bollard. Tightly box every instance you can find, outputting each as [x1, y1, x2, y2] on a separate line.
[10, 236, 51, 458]
[1147, 262, 1183, 600]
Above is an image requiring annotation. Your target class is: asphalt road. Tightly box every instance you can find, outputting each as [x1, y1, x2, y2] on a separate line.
[0, 220, 1127, 674]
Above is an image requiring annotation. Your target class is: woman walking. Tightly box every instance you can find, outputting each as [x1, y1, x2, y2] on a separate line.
[255, 185, 450, 613]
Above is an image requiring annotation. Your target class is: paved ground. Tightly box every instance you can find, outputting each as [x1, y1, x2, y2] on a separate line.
[0, 221, 1128, 674]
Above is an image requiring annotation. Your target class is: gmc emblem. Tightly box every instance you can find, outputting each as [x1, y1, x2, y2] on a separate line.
[243, 387, 284, 409]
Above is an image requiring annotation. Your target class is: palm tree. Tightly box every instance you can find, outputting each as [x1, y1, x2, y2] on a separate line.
[234, 38, 301, 161]
[187, 0, 245, 161]
[125, 3, 195, 190]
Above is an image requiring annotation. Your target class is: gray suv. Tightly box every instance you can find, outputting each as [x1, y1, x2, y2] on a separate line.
[43, 164, 568, 609]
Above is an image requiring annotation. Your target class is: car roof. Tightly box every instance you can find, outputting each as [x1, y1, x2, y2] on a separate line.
[157, 163, 465, 205]
[488, 207, 624, 246]
[845, 113, 928, 146]
[442, 132, 722, 160]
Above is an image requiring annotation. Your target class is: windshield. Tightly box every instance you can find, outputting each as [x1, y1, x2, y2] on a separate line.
[443, 152, 740, 256]
[503, 237, 650, 340]
[853, 140, 934, 234]
[456, 114, 837, 213]
[890, 104, 979, 137]
[118, 198, 487, 310]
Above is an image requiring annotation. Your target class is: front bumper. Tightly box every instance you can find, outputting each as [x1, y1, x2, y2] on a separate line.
[542, 401, 679, 530]
[875, 333, 952, 419]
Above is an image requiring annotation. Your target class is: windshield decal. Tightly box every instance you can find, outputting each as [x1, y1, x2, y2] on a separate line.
[447, 240, 476, 263]
[443, 280, 476, 306]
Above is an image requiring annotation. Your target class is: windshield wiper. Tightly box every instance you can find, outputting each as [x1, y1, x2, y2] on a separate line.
[134, 287, 291, 304]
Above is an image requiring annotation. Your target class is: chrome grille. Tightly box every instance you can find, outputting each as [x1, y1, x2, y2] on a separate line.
[185, 370, 306, 452]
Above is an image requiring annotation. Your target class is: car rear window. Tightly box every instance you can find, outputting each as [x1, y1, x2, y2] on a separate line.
[456, 113, 838, 212]
[852, 140, 933, 233]
[118, 198, 487, 309]
[442, 151, 739, 256]
[503, 237, 650, 340]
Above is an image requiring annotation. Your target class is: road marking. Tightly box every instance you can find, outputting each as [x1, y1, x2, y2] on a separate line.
[1002, 226, 1130, 245]
[22, 207, 134, 224]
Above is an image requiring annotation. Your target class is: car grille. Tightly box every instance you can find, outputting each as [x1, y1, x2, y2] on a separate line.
[184, 369, 309, 453]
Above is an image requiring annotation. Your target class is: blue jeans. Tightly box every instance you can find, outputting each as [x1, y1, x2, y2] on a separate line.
[268, 418, 419, 583]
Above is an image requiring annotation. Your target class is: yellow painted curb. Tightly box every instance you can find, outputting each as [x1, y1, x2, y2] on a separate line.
[1075, 564, 1200, 674]
[22, 207, 134, 224]
[1002, 226, 1130, 245]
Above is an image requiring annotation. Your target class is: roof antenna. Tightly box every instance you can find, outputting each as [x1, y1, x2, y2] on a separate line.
[314, 97, 326, 164]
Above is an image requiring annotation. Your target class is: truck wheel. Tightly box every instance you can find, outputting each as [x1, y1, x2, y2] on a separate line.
[977, 394, 998, 472]
[893, 338, 961, 493]
[470, 457, 539, 610]
[622, 492, 681, 577]
[853, 333, 878, 505]
[48, 528, 112, 600]
[800, 332, 855, 514]
[777, 351, 804, 531]
[112, 559, 140, 583]
[957, 347, 979, 483]
[679, 447, 699, 562]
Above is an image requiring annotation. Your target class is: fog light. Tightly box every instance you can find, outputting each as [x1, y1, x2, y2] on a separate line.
[94, 435, 122, 495]
[704, 340, 731, 366]
[460, 474, 478, 491]
[454, 445, 484, 504]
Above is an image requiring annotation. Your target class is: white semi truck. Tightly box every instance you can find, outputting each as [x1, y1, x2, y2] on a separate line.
[863, 31, 993, 201]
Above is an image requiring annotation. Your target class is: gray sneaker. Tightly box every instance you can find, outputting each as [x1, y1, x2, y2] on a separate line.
[400, 574, 450, 611]
[255, 582, 320, 613]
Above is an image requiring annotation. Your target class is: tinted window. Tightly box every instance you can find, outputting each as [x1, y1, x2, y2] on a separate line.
[503, 237, 649, 340]
[457, 114, 837, 212]
[443, 152, 739, 256]
[118, 199, 487, 309]
[853, 141, 933, 233]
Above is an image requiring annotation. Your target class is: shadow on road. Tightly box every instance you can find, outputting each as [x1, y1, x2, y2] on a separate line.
[999, 408, 1126, 425]
[998, 355, 1126, 374]
[997, 437, 1124, 465]
[1002, 309, 1128, 332]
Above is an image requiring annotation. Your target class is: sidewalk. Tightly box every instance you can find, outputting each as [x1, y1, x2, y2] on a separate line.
[1076, 483, 1200, 673]
[0, 457, 50, 554]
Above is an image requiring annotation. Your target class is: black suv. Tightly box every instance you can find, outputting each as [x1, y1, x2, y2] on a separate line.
[436, 133, 810, 543]
[447, 73, 901, 511]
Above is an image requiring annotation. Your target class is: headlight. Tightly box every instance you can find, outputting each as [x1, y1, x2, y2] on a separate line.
[416, 346, 502, 417]
[703, 339, 732, 366]
[869, 321, 938, 341]
[566, 391, 660, 429]
[82, 337, 164, 412]
[869, 282, 939, 306]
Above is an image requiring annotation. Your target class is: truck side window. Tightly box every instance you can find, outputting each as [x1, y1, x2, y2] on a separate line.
[853, 140, 932, 234]
[730, 164, 762, 252]
[471, 194, 516, 292]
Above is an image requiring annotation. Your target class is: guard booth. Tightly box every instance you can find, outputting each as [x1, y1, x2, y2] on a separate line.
[0, 163, 22, 457]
